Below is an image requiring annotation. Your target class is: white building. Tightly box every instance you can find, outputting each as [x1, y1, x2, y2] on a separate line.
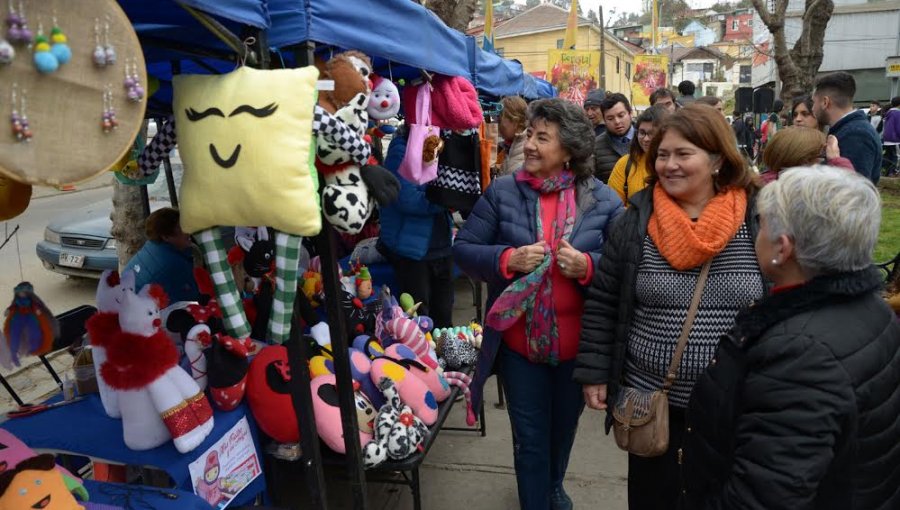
[752, 0, 900, 102]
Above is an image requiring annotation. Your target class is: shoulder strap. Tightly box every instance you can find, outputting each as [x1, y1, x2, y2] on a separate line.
[663, 259, 712, 392]
[623, 157, 633, 201]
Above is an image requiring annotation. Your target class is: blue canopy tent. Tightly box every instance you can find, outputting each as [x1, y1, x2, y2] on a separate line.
[121, 0, 549, 104]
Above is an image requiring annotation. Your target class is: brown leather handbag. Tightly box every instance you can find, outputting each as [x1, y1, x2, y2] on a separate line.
[612, 260, 711, 457]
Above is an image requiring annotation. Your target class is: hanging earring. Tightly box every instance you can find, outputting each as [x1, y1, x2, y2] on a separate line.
[102, 85, 117, 134]
[49, 15, 70, 65]
[92, 18, 106, 66]
[33, 22, 59, 74]
[124, 58, 144, 102]
[6, 0, 31, 45]
[103, 16, 116, 65]
[10, 84, 31, 142]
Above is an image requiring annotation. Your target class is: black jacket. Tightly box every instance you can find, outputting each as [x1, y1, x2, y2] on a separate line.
[682, 266, 900, 509]
[574, 185, 761, 431]
[830, 109, 883, 184]
[593, 132, 628, 184]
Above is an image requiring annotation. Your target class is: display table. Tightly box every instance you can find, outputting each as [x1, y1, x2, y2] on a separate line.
[1, 394, 266, 507]
[82, 479, 213, 510]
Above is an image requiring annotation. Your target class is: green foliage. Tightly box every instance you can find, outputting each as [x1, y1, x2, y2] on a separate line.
[876, 183, 900, 264]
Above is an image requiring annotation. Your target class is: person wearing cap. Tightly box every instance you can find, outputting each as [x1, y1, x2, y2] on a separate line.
[583, 89, 607, 137]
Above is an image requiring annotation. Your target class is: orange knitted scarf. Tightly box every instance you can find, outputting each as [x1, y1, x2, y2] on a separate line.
[648, 185, 747, 270]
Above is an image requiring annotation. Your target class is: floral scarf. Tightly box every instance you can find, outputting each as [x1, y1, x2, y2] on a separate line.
[485, 169, 576, 365]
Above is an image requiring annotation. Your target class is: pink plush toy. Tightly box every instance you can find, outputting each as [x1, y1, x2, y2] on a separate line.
[101, 284, 214, 453]
[370, 354, 438, 426]
[311, 374, 376, 454]
[385, 317, 437, 369]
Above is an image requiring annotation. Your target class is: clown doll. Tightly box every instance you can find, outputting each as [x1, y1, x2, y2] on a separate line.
[355, 267, 373, 301]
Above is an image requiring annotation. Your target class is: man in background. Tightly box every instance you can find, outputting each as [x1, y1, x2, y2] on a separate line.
[583, 89, 607, 137]
[650, 87, 678, 113]
[676, 80, 696, 106]
[813, 72, 882, 183]
[593, 93, 634, 183]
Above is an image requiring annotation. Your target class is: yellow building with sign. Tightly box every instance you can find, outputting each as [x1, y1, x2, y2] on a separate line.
[489, 4, 638, 97]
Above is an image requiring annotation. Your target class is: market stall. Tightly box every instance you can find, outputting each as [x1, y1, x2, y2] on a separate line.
[0, 0, 529, 508]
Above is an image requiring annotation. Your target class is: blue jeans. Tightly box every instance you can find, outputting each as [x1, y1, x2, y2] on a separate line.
[499, 345, 585, 510]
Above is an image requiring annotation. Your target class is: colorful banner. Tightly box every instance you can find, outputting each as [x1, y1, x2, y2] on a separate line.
[631, 55, 669, 107]
[547, 50, 600, 104]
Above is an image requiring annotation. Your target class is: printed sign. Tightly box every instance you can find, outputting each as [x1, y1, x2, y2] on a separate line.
[189, 417, 261, 509]
[887, 56, 900, 78]
[547, 50, 601, 104]
[631, 55, 669, 107]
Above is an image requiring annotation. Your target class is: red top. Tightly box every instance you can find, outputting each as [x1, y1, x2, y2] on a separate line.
[497, 192, 594, 361]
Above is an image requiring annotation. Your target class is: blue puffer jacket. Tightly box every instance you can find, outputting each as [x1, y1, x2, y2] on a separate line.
[453, 174, 624, 412]
[378, 133, 452, 260]
[830, 109, 882, 184]
[123, 240, 198, 303]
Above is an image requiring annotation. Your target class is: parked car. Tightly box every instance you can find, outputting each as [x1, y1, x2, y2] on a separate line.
[37, 201, 118, 278]
[37, 146, 181, 278]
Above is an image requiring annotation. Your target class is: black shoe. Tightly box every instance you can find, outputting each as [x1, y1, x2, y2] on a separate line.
[551, 487, 573, 510]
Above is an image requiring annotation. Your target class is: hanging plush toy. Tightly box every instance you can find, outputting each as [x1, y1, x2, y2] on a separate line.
[101, 284, 214, 453]
[1, 282, 58, 369]
[85, 269, 136, 418]
[165, 65, 378, 344]
[366, 74, 400, 147]
[315, 52, 400, 234]
[362, 378, 429, 468]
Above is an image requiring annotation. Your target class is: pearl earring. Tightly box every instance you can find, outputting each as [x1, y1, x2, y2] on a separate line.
[771, 258, 779, 265]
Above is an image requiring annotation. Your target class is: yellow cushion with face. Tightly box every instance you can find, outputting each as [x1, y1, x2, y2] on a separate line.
[174, 66, 321, 236]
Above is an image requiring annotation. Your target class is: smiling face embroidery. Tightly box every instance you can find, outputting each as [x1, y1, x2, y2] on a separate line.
[173, 66, 323, 237]
[184, 103, 278, 169]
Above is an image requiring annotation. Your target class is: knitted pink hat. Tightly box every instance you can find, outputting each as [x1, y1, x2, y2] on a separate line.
[402, 75, 483, 130]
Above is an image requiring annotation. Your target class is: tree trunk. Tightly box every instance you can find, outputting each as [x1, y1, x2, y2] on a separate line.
[424, 0, 479, 32]
[751, 0, 835, 101]
[110, 180, 147, 268]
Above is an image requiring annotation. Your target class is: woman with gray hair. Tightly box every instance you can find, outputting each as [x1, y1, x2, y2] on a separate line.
[682, 165, 900, 508]
[454, 98, 623, 509]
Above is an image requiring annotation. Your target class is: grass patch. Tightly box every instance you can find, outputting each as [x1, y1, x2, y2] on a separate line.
[876, 180, 900, 263]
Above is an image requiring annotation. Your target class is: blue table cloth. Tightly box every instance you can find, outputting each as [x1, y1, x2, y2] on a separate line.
[1, 394, 265, 507]
[83, 479, 213, 510]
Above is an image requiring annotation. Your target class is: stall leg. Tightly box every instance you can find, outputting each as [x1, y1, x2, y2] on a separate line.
[410, 467, 422, 510]
[479, 398, 487, 437]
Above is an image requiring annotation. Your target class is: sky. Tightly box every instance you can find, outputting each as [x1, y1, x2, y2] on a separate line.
[522, 0, 718, 19]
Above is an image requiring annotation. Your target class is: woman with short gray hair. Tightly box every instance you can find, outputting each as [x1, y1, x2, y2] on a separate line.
[682, 165, 900, 508]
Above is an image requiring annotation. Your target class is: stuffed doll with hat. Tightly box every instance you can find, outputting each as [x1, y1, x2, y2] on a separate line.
[0, 454, 86, 510]
[366, 74, 400, 146]
[362, 378, 429, 468]
[1, 282, 58, 370]
[0, 430, 87, 503]
[101, 283, 214, 453]
[315, 52, 399, 234]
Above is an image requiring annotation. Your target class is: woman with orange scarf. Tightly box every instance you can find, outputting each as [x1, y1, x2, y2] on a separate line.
[574, 104, 766, 509]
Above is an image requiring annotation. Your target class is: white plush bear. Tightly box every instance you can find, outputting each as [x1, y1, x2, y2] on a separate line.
[86, 269, 137, 419]
[101, 284, 215, 453]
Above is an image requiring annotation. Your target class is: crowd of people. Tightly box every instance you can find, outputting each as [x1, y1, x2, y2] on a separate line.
[463, 71, 899, 510]
[122, 71, 900, 510]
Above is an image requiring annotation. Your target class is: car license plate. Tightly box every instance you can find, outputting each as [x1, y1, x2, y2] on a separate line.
[59, 253, 85, 268]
